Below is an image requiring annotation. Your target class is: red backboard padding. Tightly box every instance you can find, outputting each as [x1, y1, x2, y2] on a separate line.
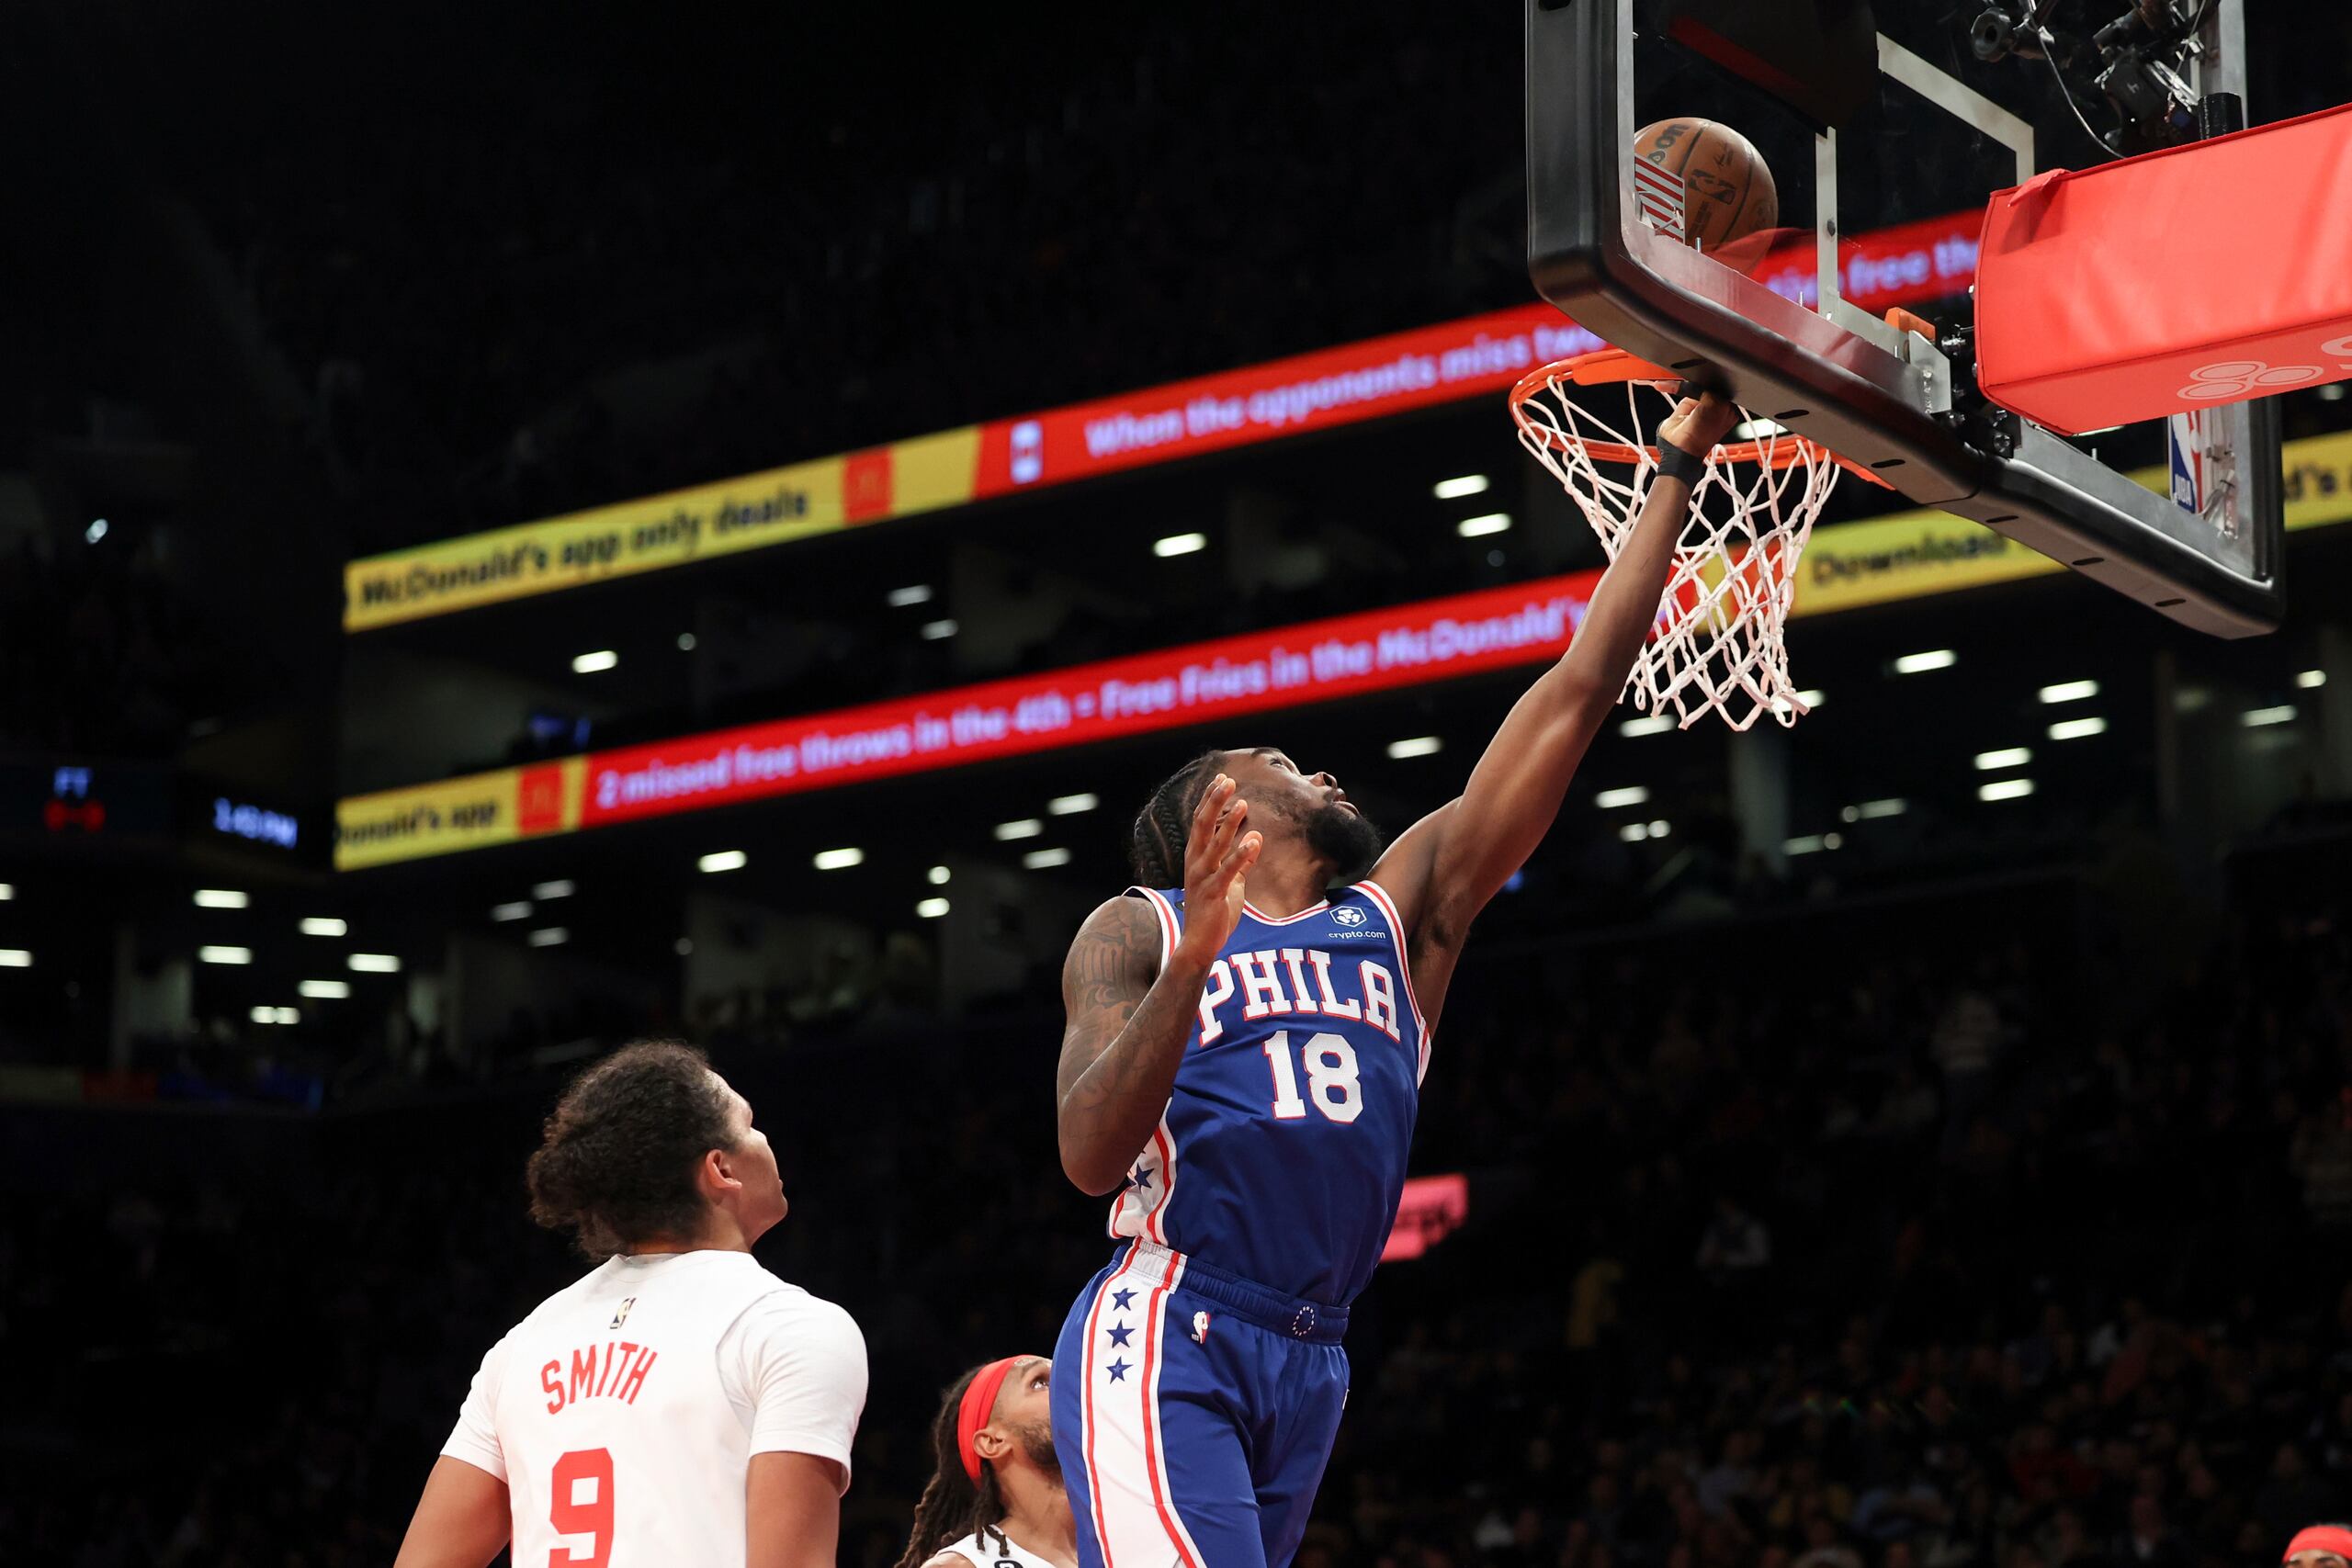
[1975, 101, 2352, 435]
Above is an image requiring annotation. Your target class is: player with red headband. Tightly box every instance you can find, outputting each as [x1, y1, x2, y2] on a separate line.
[898, 1356, 1076, 1568]
[2287, 1524, 2352, 1566]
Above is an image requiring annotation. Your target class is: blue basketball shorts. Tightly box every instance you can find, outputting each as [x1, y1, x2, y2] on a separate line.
[1051, 1240, 1351, 1568]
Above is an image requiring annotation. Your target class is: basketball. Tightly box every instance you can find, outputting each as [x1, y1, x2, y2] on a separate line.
[1634, 117, 1779, 252]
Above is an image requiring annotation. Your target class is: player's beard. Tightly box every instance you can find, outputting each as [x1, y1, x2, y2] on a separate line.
[1018, 1418, 1059, 1477]
[1306, 799, 1385, 886]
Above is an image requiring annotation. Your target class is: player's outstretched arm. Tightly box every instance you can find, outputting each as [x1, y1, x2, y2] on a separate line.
[392, 1456, 509, 1568]
[1373, 394, 1740, 1001]
[1057, 773, 1261, 1196]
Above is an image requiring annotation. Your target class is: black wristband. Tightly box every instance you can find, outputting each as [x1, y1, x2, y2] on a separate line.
[1653, 433, 1709, 491]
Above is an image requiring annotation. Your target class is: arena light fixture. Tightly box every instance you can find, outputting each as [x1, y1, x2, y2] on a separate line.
[1022, 847, 1074, 870]
[1619, 714, 1677, 738]
[1456, 513, 1512, 538]
[812, 847, 865, 871]
[250, 1005, 300, 1025]
[571, 649, 619, 674]
[920, 618, 959, 640]
[927, 864, 952, 886]
[194, 888, 249, 909]
[527, 928, 568, 948]
[347, 953, 401, 973]
[993, 818, 1044, 841]
[698, 850, 748, 874]
[0, 950, 28, 967]
[1617, 822, 1651, 842]
[2048, 716, 2109, 740]
[198, 945, 253, 965]
[1386, 736, 1443, 759]
[1840, 798, 1907, 822]
[2322, 384, 2348, 403]
[916, 897, 951, 919]
[2298, 670, 2328, 689]
[1973, 748, 2032, 771]
[1047, 793, 1099, 815]
[533, 879, 575, 900]
[299, 917, 347, 937]
[1594, 785, 1649, 809]
[1894, 649, 1957, 674]
[0, 884, 13, 900]
[888, 584, 934, 607]
[677, 632, 697, 651]
[1153, 533, 1208, 558]
[673, 938, 694, 956]
[1784, 832, 1845, 855]
[1978, 778, 2037, 802]
[1648, 819, 1670, 837]
[2241, 705, 2297, 728]
[1797, 689, 1826, 708]
[491, 901, 533, 922]
[2039, 680, 2099, 704]
[299, 979, 351, 999]
[85, 518, 108, 544]
[1433, 474, 1490, 500]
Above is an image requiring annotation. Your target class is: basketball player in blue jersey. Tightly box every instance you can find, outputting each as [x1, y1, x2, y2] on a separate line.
[1047, 391, 1742, 1568]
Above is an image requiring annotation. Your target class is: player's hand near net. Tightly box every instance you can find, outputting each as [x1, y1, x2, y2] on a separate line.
[1659, 390, 1741, 462]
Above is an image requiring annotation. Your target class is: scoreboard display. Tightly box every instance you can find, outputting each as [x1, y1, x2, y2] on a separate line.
[0, 759, 311, 863]
[1, 760, 175, 841]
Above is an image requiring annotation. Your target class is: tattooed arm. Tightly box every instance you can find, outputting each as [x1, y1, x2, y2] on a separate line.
[1055, 773, 1261, 1196]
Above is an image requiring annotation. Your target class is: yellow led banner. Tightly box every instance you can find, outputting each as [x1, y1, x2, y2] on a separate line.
[2284, 429, 2352, 532]
[342, 438, 989, 631]
[1792, 506, 2062, 617]
[1794, 429, 2352, 619]
[334, 759, 586, 870]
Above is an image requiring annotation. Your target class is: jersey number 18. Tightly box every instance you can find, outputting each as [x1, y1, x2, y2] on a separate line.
[1262, 1030, 1363, 1123]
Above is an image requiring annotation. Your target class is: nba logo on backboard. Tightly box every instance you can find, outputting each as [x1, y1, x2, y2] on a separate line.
[1010, 421, 1044, 485]
[2167, 410, 2208, 516]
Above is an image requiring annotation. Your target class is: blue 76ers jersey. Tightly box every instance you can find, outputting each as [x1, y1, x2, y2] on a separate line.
[1107, 881, 1430, 1307]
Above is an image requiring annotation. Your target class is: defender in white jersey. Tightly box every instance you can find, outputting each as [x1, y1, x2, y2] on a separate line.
[898, 1356, 1078, 1568]
[394, 1041, 867, 1568]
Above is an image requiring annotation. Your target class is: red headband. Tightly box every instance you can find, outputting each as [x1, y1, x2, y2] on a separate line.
[956, 1357, 1030, 1483]
[2287, 1527, 2352, 1562]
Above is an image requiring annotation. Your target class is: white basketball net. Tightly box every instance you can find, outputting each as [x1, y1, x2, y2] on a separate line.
[1512, 361, 1847, 730]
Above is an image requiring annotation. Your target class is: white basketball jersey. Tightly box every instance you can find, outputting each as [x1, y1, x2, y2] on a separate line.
[934, 1527, 1066, 1568]
[452, 1250, 862, 1568]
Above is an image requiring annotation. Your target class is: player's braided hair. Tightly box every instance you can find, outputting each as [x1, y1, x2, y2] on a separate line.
[895, 1364, 1013, 1568]
[1128, 747, 1227, 887]
[525, 1039, 737, 1259]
